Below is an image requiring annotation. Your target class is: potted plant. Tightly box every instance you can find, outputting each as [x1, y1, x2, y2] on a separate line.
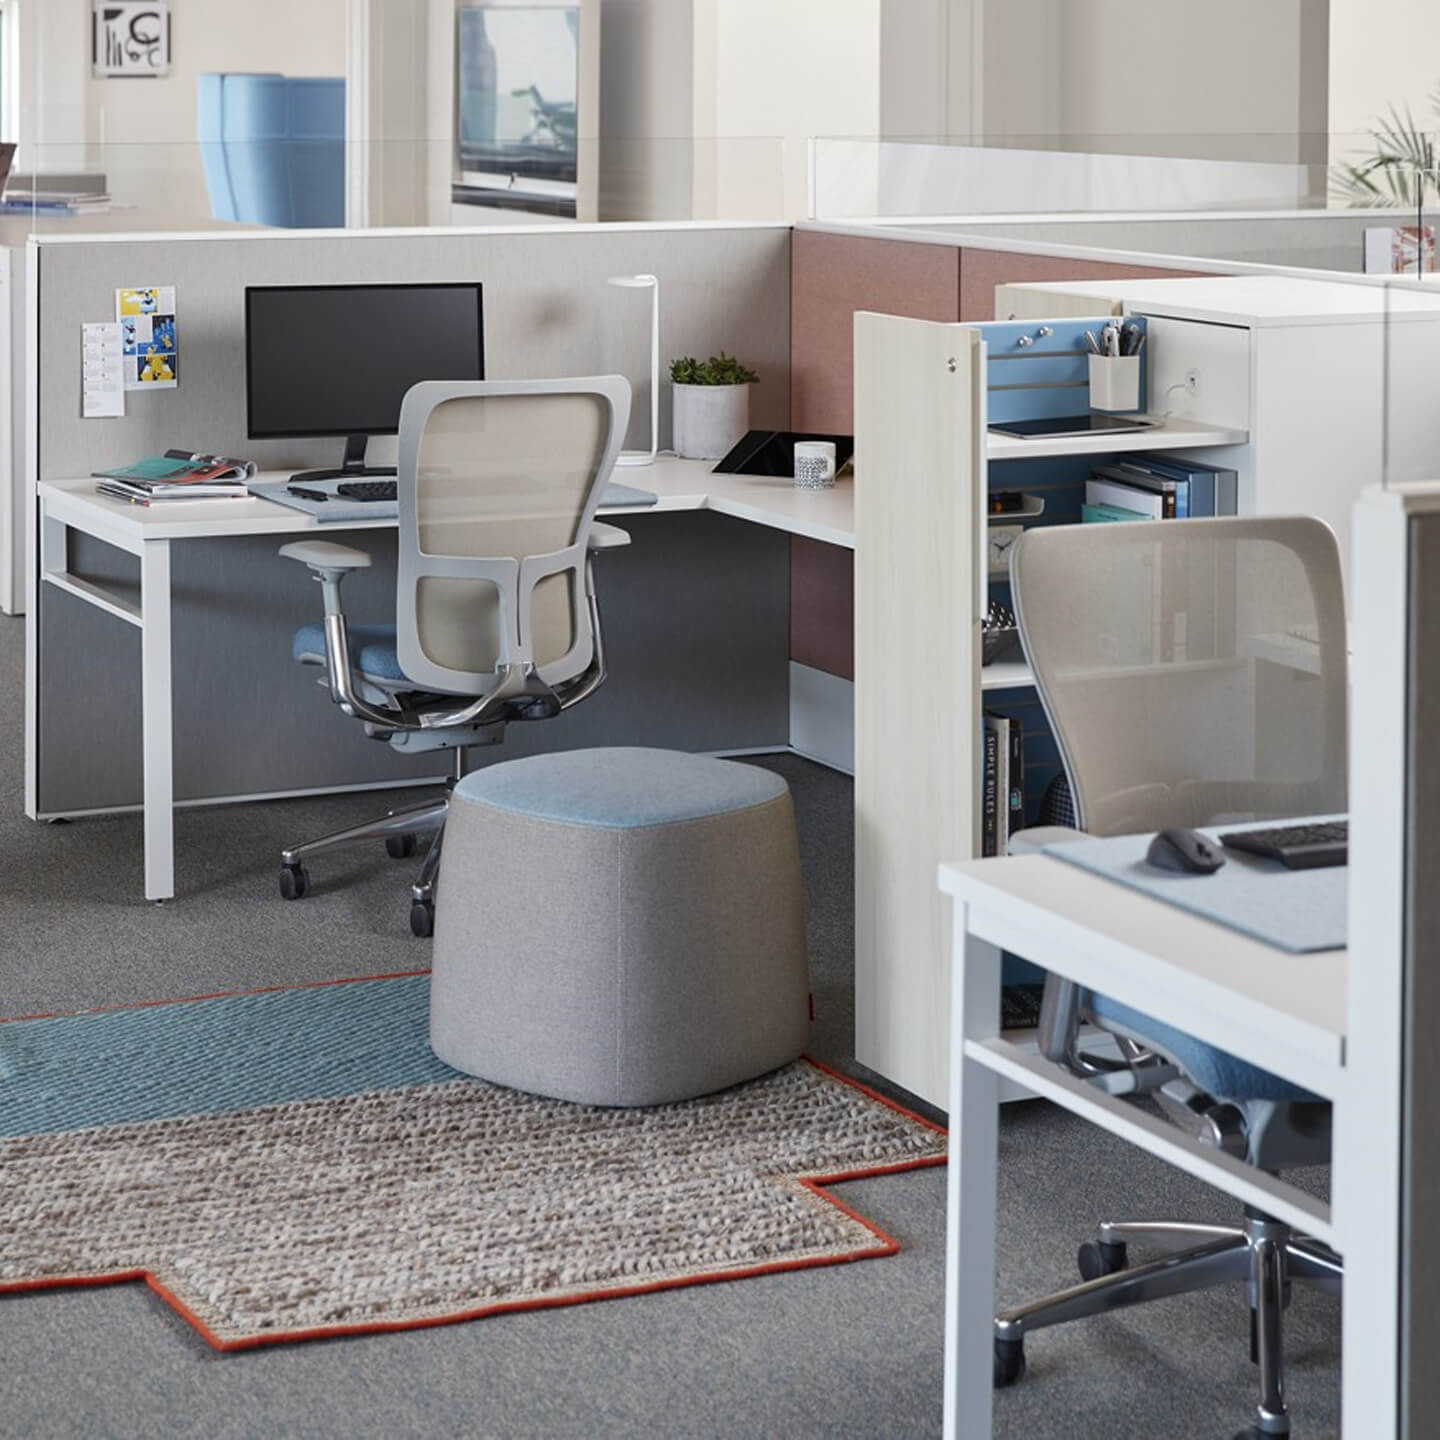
[669, 353, 758, 460]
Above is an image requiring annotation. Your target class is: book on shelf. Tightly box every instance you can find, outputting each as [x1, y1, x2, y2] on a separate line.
[1096, 454, 1239, 519]
[981, 711, 1025, 858]
[93, 450, 257, 503]
[981, 720, 1000, 858]
[1088, 468, 1178, 519]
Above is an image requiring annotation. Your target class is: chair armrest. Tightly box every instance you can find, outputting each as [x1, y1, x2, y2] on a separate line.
[1007, 825, 1085, 855]
[278, 540, 373, 572]
[588, 522, 632, 550]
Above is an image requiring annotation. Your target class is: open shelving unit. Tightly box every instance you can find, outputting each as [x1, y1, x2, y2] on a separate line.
[854, 308, 1253, 1110]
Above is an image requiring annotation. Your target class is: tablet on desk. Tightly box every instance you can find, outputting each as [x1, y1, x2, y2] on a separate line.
[987, 414, 1157, 440]
[712, 430, 854, 476]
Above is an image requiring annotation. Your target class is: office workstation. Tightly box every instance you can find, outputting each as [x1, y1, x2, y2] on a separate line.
[12, 206, 1440, 1438]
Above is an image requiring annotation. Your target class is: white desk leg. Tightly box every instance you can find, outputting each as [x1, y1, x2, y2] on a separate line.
[140, 538, 174, 902]
[944, 902, 1001, 1439]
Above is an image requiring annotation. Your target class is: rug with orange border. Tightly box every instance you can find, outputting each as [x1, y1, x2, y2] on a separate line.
[0, 973, 946, 1350]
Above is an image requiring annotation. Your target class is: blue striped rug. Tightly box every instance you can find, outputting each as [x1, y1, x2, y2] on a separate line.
[0, 972, 449, 1137]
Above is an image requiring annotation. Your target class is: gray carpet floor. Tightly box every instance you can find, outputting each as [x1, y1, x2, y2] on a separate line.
[0, 612, 1340, 1438]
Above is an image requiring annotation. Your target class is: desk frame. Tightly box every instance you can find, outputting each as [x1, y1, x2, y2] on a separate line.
[939, 854, 1346, 1439]
[31, 464, 853, 902]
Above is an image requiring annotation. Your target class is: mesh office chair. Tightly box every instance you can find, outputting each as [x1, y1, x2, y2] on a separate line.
[997, 516, 1346, 1440]
[277, 376, 631, 936]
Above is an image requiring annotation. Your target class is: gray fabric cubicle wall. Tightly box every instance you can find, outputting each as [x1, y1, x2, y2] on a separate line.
[30, 225, 793, 814]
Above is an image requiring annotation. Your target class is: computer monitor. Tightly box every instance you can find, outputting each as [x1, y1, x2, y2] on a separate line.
[245, 282, 485, 483]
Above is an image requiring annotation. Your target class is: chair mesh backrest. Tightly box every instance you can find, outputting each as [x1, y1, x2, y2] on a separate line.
[394, 378, 628, 695]
[1010, 516, 1347, 836]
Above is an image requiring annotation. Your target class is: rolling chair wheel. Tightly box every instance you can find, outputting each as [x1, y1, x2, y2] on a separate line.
[410, 899, 435, 938]
[993, 1336, 1026, 1388]
[279, 864, 311, 901]
[385, 833, 418, 860]
[1077, 1239, 1128, 1281]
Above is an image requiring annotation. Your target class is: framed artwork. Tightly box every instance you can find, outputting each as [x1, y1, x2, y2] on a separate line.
[92, 3, 171, 78]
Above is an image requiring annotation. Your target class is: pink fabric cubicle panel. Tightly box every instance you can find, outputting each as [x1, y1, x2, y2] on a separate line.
[786, 231, 1200, 682]
[790, 229, 961, 434]
[959, 246, 1204, 321]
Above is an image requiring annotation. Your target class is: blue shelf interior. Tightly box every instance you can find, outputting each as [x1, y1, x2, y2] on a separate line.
[976, 317, 1150, 837]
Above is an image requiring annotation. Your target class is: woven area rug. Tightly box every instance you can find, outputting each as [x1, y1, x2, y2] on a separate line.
[0, 974, 946, 1350]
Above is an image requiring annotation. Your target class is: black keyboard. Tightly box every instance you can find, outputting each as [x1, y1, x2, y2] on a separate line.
[1218, 820, 1348, 870]
[336, 480, 397, 502]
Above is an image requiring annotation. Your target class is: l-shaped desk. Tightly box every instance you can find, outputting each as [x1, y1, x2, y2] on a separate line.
[31, 458, 854, 901]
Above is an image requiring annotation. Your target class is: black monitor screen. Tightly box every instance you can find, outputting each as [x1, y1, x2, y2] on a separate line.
[245, 282, 485, 439]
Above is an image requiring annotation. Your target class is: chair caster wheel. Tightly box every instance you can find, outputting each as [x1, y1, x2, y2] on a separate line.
[1078, 1239, 1128, 1281]
[385, 833, 418, 860]
[993, 1335, 1025, 1387]
[279, 864, 310, 900]
[410, 900, 435, 937]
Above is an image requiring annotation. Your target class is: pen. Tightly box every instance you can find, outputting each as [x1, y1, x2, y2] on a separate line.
[288, 485, 331, 502]
[1084, 329, 1102, 356]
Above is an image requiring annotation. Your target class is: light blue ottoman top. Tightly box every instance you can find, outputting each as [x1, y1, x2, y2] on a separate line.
[452, 748, 789, 829]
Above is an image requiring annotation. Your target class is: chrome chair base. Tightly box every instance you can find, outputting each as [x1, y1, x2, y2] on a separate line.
[279, 792, 451, 935]
[994, 1206, 1341, 1437]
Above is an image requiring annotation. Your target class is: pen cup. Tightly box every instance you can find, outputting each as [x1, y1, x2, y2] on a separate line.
[1088, 354, 1141, 413]
[793, 440, 837, 490]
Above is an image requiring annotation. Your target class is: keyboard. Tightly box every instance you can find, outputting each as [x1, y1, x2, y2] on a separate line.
[336, 480, 398, 502]
[1218, 819, 1347, 870]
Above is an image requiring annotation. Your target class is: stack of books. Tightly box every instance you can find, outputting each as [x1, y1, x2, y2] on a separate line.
[94, 451, 256, 505]
[981, 711, 1024, 858]
[1083, 454, 1238, 524]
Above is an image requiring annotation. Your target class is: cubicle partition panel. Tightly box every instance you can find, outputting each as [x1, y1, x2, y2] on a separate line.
[785, 223, 1196, 714]
[27, 225, 793, 818]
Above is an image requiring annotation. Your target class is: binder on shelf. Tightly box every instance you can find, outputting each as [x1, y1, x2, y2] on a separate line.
[1103, 453, 1239, 518]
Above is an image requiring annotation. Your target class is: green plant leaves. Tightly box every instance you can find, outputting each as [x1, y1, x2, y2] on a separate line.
[668, 352, 759, 385]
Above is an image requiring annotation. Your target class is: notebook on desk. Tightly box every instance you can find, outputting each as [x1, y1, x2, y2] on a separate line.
[1043, 819, 1348, 953]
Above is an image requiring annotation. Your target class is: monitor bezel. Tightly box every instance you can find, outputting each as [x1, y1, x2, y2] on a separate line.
[243, 280, 486, 441]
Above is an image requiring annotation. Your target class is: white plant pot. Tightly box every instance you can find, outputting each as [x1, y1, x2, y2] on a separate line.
[672, 382, 750, 460]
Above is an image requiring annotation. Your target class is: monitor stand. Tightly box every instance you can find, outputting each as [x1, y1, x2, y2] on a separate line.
[288, 434, 397, 485]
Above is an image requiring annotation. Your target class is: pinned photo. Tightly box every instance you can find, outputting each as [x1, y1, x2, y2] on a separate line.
[116, 285, 179, 390]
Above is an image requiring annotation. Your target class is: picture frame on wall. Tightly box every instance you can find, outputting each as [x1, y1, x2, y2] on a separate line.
[92, 2, 171, 78]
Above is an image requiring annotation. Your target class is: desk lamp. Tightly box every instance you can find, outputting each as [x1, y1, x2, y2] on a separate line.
[606, 273, 659, 465]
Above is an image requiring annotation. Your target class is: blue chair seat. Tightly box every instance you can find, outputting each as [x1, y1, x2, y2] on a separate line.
[1090, 993, 1319, 1102]
[292, 623, 406, 683]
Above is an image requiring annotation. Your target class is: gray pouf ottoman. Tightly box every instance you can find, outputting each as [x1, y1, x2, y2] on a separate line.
[429, 747, 810, 1106]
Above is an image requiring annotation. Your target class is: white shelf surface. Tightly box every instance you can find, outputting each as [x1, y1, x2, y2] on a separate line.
[986, 415, 1247, 463]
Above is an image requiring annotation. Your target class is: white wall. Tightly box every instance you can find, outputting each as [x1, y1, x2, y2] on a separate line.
[692, 0, 879, 220]
[20, 0, 345, 216]
[1329, 0, 1440, 142]
[883, 0, 1328, 170]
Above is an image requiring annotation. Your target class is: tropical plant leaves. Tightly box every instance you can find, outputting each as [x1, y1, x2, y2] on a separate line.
[1332, 99, 1440, 208]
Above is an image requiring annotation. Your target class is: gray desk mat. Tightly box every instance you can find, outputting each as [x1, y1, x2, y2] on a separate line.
[1043, 822, 1347, 953]
[248, 478, 658, 524]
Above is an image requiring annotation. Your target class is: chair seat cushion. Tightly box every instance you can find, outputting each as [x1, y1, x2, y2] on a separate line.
[292, 622, 406, 682]
[451, 746, 789, 829]
[1089, 993, 1320, 1102]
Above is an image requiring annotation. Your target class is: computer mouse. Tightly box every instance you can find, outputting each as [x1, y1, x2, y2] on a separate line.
[1145, 827, 1226, 875]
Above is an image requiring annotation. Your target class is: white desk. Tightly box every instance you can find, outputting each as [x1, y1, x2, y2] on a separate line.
[937, 853, 1346, 1439]
[33, 460, 854, 900]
